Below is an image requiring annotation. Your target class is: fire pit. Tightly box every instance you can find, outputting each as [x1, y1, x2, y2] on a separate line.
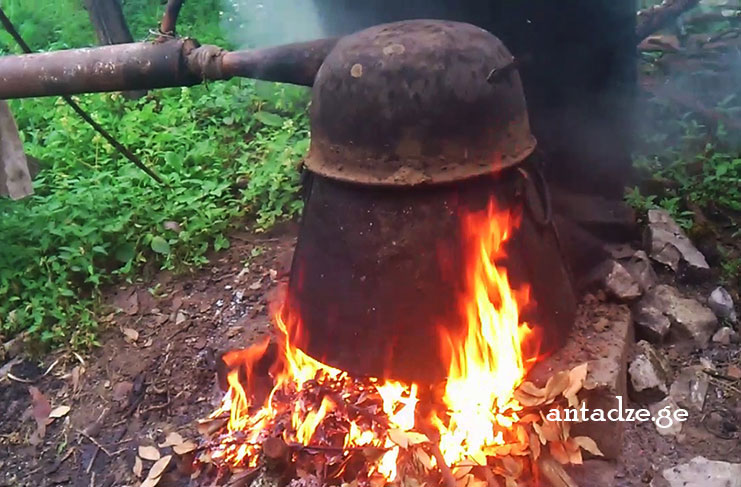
[200, 19, 588, 487]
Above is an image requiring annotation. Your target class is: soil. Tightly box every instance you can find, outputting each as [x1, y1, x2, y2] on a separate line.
[2, 216, 739, 487]
[0, 223, 299, 487]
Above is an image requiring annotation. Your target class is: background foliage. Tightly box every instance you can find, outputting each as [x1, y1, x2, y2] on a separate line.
[0, 0, 309, 348]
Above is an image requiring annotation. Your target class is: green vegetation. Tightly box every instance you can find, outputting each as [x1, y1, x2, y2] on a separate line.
[0, 0, 309, 348]
[627, 9, 741, 286]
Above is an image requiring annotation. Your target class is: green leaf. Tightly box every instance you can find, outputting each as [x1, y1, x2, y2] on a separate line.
[150, 236, 171, 255]
[254, 111, 284, 127]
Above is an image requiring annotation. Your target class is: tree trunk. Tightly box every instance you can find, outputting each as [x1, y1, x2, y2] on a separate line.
[82, 0, 147, 99]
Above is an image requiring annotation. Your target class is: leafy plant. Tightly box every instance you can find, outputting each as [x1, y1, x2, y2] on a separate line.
[0, 0, 308, 348]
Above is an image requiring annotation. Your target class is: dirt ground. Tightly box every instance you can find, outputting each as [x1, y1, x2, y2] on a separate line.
[0, 223, 298, 487]
[1, 215, 739, 487]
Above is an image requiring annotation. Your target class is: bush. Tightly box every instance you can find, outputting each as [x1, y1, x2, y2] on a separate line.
[0, 0, 309, 347]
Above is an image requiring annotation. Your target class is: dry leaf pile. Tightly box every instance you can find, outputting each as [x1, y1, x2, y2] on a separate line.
[188, 362, 602, 487]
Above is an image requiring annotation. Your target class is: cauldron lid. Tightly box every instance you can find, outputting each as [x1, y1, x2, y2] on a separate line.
[305, 19, 536, 186]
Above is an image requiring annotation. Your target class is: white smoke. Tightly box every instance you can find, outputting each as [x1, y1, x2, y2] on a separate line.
[220, 0, 326, 48]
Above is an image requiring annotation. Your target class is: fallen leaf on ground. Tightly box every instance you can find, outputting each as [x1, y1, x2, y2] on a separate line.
[175, 311, 187, 325]
[563, 363, 588, 407]
[133, 456, 143, 478]
[28, 386, 51, 444]
[173, 441, 197, 455]
[727, 364, 741, 380]
[158, 431, 184, 448]
[48, 405, 70, 420]
[573, 436, 604, 457]
[144, 455, 172, 485]
[70, 366, 82, 393]
[544, 371, 571, 401]
[138, 445, 161, 461]
[123, 328, 139, 342]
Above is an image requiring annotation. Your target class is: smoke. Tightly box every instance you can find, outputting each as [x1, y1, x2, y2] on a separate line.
[220, 0, 326, 48]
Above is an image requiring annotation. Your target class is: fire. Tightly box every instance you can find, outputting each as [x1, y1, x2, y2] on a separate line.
[205, 198, 540, 484]
[433, 200, 537, 466]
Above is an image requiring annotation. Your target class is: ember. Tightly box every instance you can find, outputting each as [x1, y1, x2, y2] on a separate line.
[198, 199, 601, 486]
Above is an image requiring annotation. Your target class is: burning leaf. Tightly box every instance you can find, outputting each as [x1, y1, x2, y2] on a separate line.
[413, 447, 433, 471]
[573, 436, 604, 457]
[456, 473, 474, 487]
[501, 456, 523, 478]
[173, 441, 197, 455]
[158, 432, 184, 448]
[532, 420, 559, 444]
[387, 429, 428, 449]
[133, 456, 143, 478]
[562, 363, 588, 407]
[564, 438, 582, 465]
[197, 417, 227, 436]
[544, 371, 570, 401]
[123, 328, 139, 343]
[548, 441, 570, 465]
[138, 445, 161, 461]
[453, 466, 473, 480]
[48, 405, 70, 420]
[513, 381, 546, 407]
[529, 432, 541, 461]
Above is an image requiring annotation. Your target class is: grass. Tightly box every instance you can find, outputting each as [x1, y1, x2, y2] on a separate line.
[627, 41, 741, 285]
[0, 0, 309, 348]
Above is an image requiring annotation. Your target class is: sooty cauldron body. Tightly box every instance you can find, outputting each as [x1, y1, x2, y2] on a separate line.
[284, 20, 576, 384]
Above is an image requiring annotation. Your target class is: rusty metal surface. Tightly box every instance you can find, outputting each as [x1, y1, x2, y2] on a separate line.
[221, 38, 338, 87]
[304, 20, 537, 186]
[0, 37, 337, 99]
[0, 40, 202, 99]
[285, 170, 575, 384]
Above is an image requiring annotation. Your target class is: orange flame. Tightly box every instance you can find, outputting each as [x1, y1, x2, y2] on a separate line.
[209, 197, 539, 481]
[433, 200, 538, 466]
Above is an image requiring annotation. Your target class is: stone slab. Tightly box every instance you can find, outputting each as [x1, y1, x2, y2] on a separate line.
[528, 299, 633, 460]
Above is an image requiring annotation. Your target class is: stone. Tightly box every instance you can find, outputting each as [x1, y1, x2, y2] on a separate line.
[656, 457, 741, 487]
[708, 286, 737, 323]
[643, 209, 710, 278]
[633, 305, 672, 343]
[628, 340, 671, 403]
[648, 396, 684, 437]
[619, 250, 657, 293]
[670, 366, 709, 412]
[712, 326, 737, 345]
[602, 260, 642, 301]
[527, 303, 633, 460]
[637, 285, 718, 347]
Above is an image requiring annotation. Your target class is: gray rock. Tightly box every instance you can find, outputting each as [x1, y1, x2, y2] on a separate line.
[658, 457, 741, 487]
[644, 209, 710, 276]
[670, 366, 709, 412]
[712, 326, 737, 345]
[637, 285, 718, 347]
[620, 250, 657, 293]
[603, 260, 642, 301]
[648, 396, 685, 437]
[628, 341, 671, 403]
[633, 305, 672, 343]
[708, 286, 737, 323]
